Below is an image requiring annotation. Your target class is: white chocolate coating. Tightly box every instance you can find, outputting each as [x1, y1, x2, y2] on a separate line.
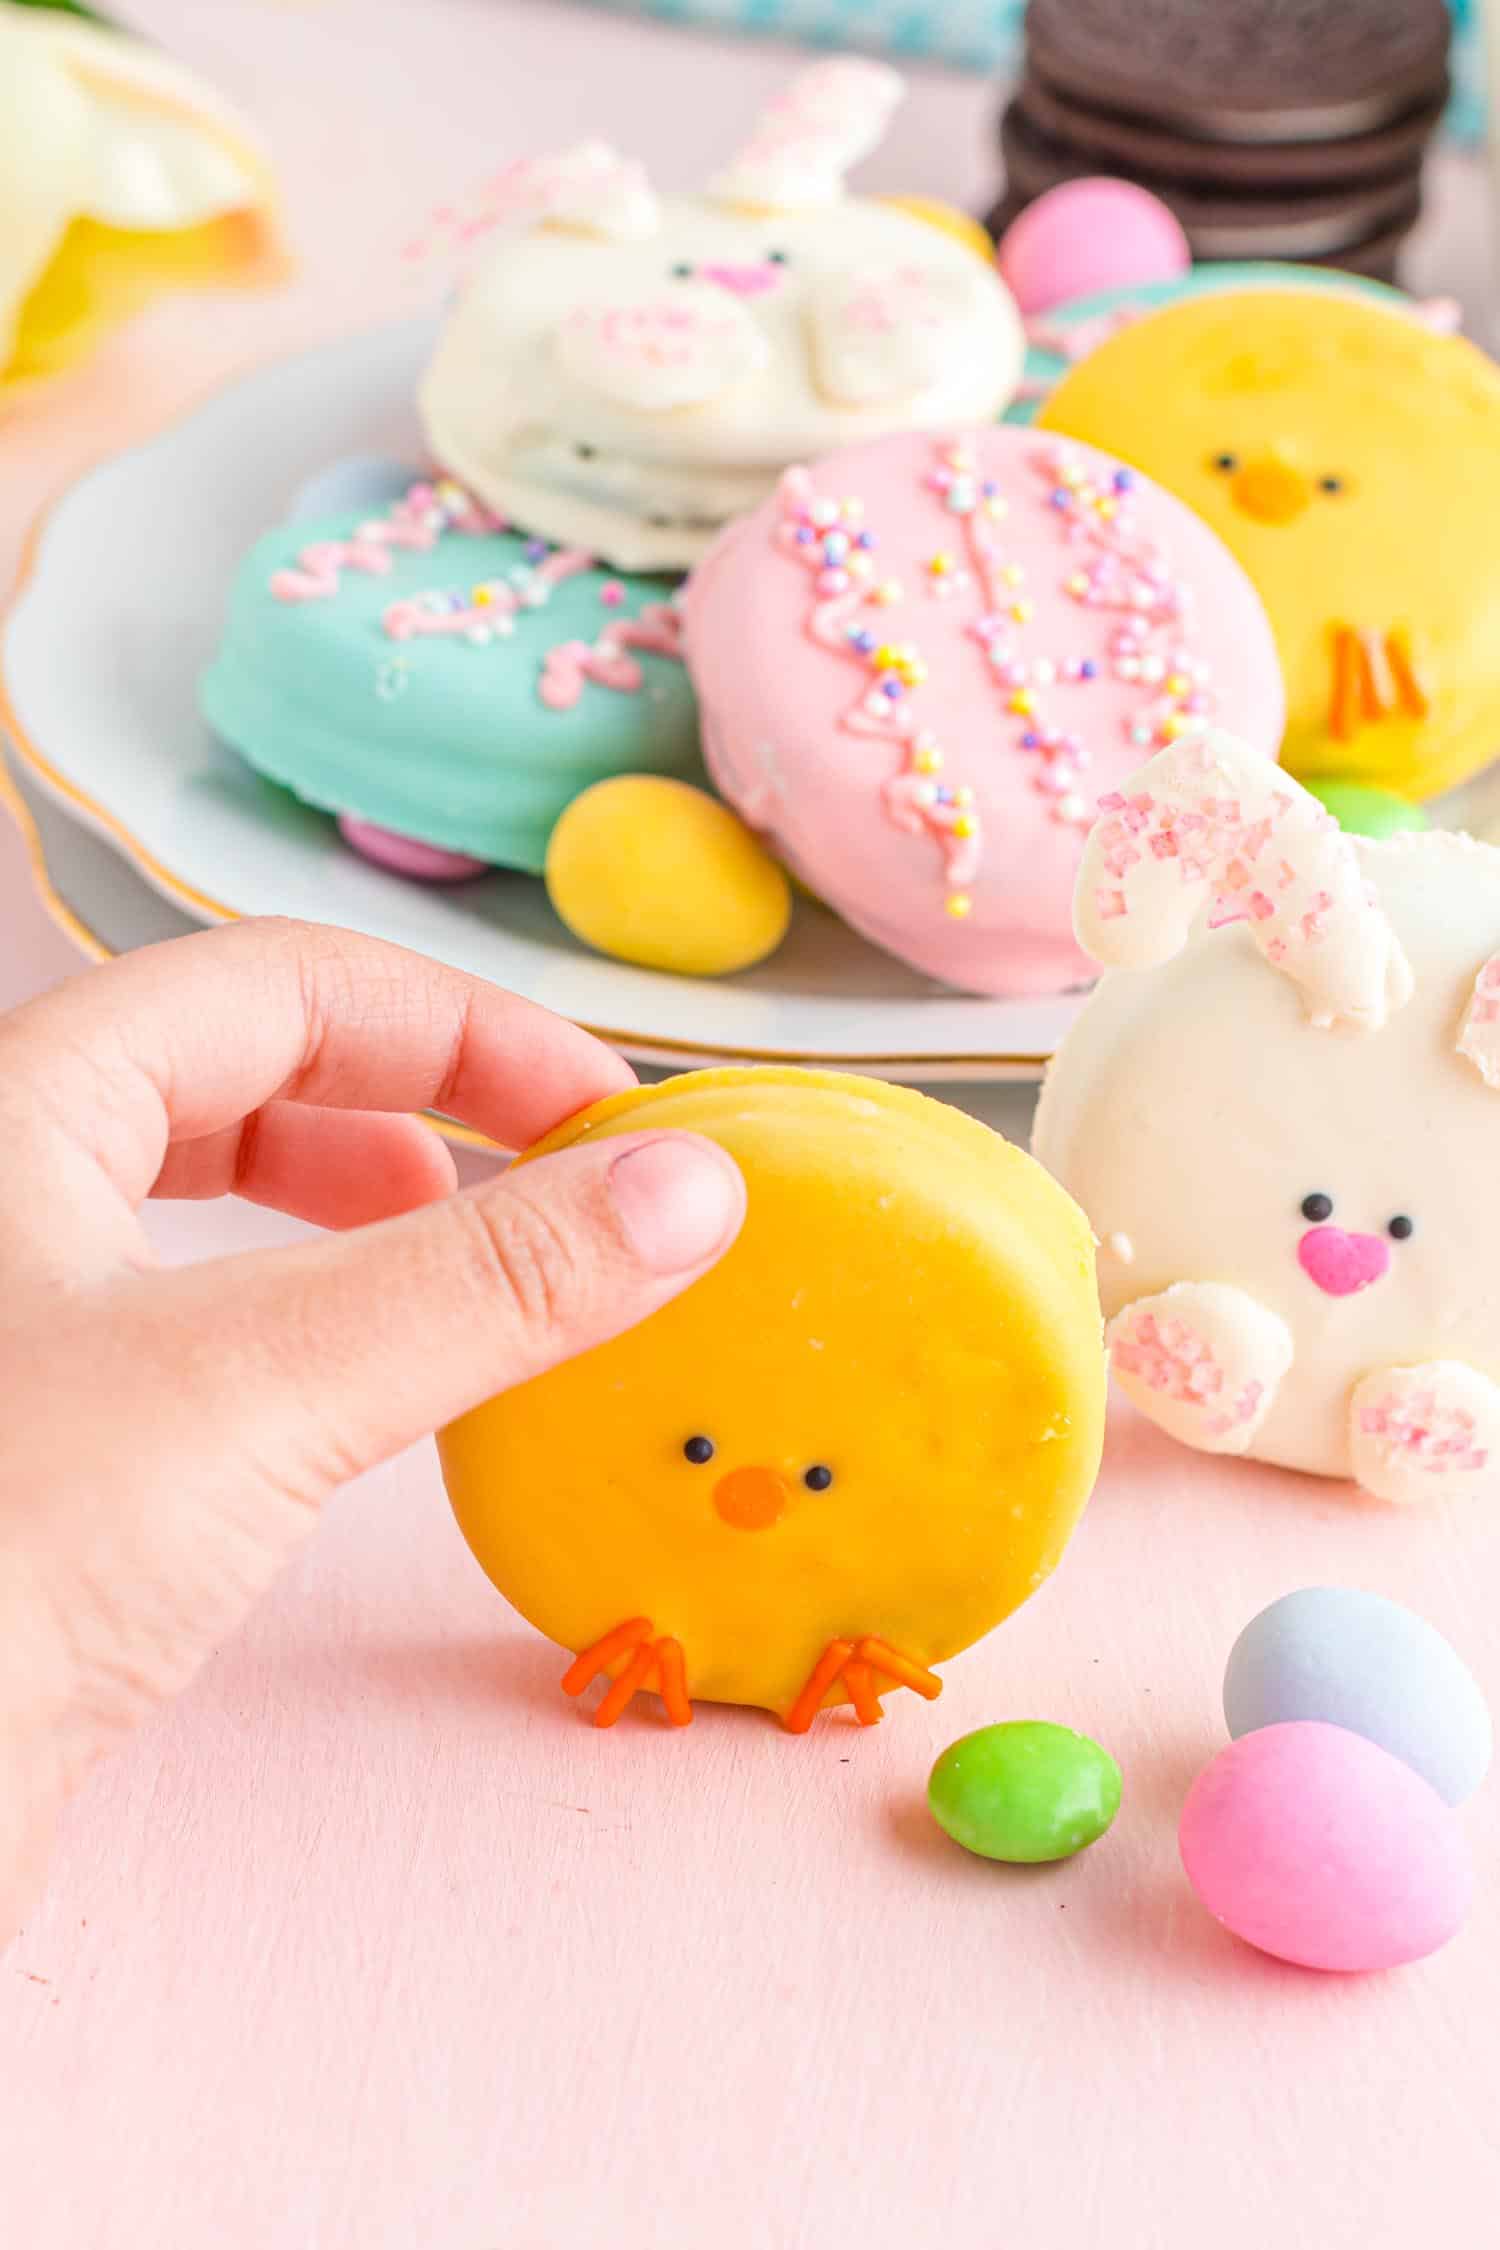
[1036, 804, 1500, 1488]
[419, 195, 1022, 571]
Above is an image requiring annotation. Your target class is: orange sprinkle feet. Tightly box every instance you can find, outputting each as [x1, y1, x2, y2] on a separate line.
[561, 1620, 693, 1730]
[784, 1636, 942, 1735]
[1329, 624, 1367, 743]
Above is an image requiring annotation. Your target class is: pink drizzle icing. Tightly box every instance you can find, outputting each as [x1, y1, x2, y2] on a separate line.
[268, 475, 683, 708]
[937, 437, 1216, 830]
[777, 466, 980, 914]
[270, 479, 500, 603]
[773, 433, 1225, 918]
[384, 548, 593, 640]
[540, 606, 684, 709]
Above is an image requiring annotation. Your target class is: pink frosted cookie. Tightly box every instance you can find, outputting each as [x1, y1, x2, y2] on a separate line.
[681, 427, 1283, 995]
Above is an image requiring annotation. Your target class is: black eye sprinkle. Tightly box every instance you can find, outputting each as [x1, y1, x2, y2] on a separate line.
[670, 260, 695, 279]
[1213, 452, 1239, 472]
[1388, 1214, 1414, 1241]
[766, 248, 790, 264]
[575, 442, 596, 460]
[1319, 475, 1345, 494]
[803, 1464, 833, 1491]
[1301, 1192, 1334, 1223]
[683, 1435, 715, 1465]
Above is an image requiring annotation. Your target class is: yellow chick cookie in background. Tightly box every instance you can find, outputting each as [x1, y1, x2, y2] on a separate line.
[439, 1070, 1105, 1733]
[0, 1, 282, 396]
[1037, 289, 1500, 802]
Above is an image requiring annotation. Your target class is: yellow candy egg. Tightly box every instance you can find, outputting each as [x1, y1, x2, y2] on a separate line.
[545, 775, 792, 978]
[878, 195, 997, 267]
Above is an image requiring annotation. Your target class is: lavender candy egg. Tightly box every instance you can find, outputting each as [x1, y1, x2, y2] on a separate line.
[1224, 1588, 1491, 1807]
[1180, 1723, 1474, 1974]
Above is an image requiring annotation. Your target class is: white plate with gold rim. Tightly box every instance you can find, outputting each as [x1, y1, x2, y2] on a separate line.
[3, 314, 1110, 1080]
[0, 737, 1044, 1143]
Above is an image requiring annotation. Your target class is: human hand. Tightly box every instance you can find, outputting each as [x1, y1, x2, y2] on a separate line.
[0, 920, 745, 1939]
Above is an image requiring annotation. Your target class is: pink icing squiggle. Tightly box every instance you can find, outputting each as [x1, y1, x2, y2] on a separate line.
[776, 467, 981, 915]
[928, 437, 1219, 839]
[383, 548, 593, 641]
[271, 480, 500, 604]
[539, 605, 684, 710]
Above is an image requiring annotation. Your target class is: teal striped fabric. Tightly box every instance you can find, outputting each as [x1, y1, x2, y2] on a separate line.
[587, 0, 1025, 72]
[583, 0, 1482, 137]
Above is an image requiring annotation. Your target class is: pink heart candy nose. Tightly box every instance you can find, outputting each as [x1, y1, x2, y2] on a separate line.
[1297, 1225, 1390, 1297]
[699, 261, 782, 296]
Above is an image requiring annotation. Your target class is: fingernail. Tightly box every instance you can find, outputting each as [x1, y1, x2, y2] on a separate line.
[609, 1135, 744, 1274]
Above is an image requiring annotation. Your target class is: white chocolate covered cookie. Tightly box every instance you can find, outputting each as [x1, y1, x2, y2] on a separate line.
[1035, 729, 1500, 1501]
[418, 63, 1023, 571]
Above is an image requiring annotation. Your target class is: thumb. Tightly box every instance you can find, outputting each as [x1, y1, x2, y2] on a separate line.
[0, 1130, 744, 1930]
[155, 1128, 747, 1505]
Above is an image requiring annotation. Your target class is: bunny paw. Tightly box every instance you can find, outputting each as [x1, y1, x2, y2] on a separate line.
[1348, 1362, 1500, 1505]
[1108, 1283, 1293, 1455]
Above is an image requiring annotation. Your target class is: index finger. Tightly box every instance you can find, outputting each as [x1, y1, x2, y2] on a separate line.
[0, 918, 635, 1213]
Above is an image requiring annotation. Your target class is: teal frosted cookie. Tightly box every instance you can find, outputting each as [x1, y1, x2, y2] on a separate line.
[201, 473, 702, 877]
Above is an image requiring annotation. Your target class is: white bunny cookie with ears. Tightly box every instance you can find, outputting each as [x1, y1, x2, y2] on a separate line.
[1034, 729, 1500, 1505]
[417, 61, 1023, 571]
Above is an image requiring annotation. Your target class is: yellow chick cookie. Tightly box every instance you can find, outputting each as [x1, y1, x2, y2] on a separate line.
[439, 1069, 1105, 1733]
[545, 775, 792, 978]
[1037, 289, 1500, 800]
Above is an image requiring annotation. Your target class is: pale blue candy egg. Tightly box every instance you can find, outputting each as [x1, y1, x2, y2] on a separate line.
[1224, 1588, 1491, 1807]
[286, 455, 419, 524]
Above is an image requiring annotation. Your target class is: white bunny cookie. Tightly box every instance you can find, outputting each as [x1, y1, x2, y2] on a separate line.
[1034, 729, 1500, 1504]
[417, 62, 1023, 571]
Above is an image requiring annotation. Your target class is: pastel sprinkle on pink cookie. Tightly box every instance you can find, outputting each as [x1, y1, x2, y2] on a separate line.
[683, 425, 1282, 997]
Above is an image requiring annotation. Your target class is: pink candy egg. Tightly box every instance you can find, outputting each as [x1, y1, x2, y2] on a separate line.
[997, 179, 1190, 317]
[337, 815, 489, 883]
[1179, 1722, 1473, 1973]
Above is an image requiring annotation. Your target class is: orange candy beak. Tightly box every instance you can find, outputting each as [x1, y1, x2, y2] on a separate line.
[713, 1465, 791, 1532]
[1229, 457, 1312, 525]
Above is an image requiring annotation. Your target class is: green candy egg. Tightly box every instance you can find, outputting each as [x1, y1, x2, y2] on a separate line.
[928, 1721, 1121, 1864]
[1303, 779, 1428, 840]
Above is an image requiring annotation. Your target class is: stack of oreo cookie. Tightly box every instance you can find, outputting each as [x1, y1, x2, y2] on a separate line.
[990, 0, 1451, 282]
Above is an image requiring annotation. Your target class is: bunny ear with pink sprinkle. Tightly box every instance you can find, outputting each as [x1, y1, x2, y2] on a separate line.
[404, 141, 659, 262]
[708, 59, 904, 210]
[1075, 730, 1413, 1032]
[1458, 960, 1500, 1086]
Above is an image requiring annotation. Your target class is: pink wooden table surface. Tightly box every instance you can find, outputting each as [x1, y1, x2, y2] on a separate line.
[2, 6, 1499, 2245]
